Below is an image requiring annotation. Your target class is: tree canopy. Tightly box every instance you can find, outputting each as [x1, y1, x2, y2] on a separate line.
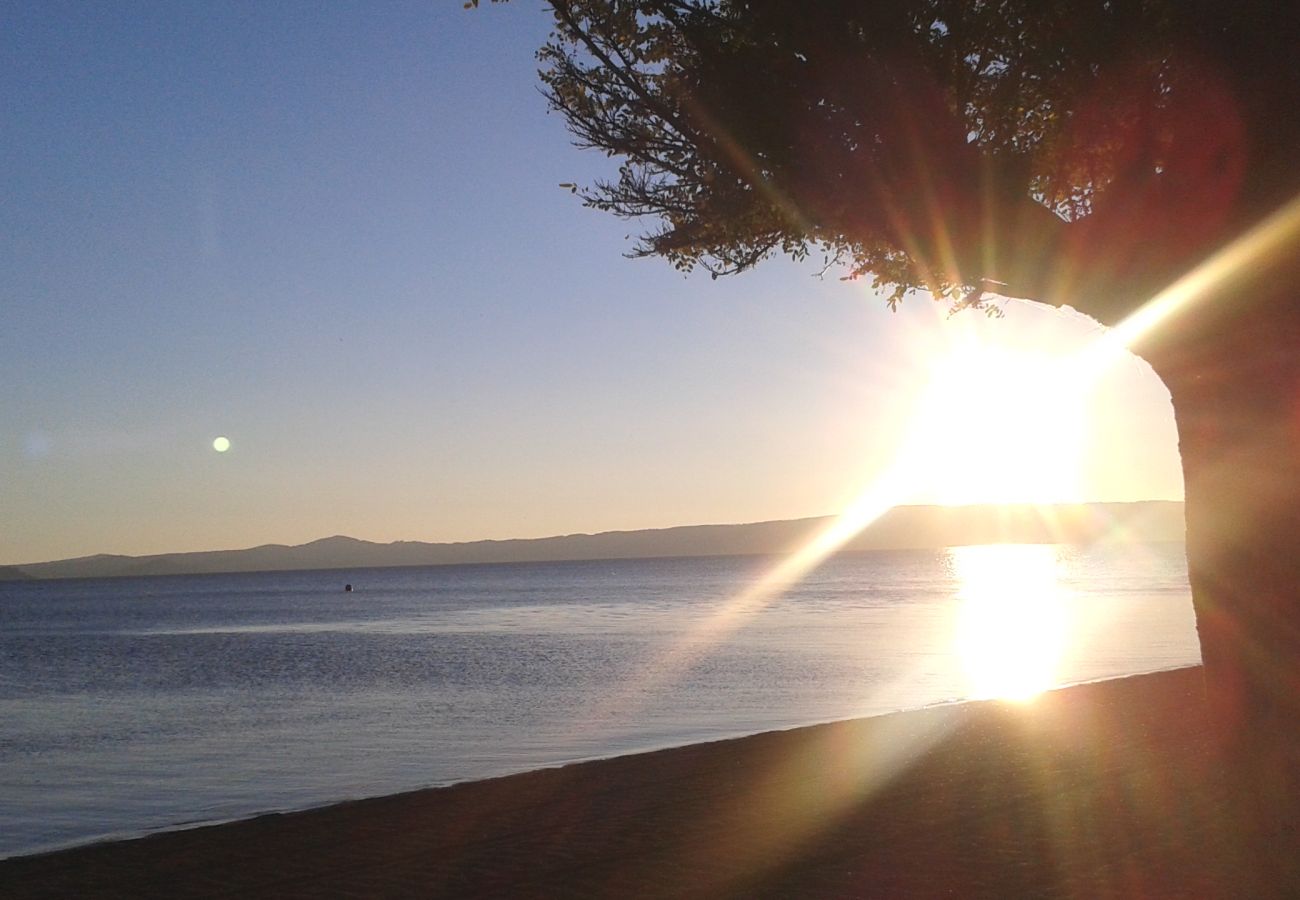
[532, 0, 1300, 328]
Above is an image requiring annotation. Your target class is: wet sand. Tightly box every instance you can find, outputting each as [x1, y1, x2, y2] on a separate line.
[0, 666, 1264, 898]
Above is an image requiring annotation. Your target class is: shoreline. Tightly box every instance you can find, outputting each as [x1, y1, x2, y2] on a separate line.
[1, 665, 1194, 865]
[1, 664, 1261, 898]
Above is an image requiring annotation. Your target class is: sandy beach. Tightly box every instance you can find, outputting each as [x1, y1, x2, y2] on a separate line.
[1, 666, 1268, 898]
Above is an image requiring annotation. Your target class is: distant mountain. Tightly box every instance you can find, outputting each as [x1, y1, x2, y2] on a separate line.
[3, 501, 1184, 582]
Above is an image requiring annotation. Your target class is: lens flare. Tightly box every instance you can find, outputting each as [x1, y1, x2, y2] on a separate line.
[1093, 190, 1300, 358]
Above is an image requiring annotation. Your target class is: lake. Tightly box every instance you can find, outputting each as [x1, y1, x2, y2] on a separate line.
[0, 543, 1200, 859]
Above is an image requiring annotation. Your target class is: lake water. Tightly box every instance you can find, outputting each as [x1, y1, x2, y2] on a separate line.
[0, 544, 1200, 859]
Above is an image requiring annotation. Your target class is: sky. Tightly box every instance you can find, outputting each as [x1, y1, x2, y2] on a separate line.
[0, 2, 1183, 565]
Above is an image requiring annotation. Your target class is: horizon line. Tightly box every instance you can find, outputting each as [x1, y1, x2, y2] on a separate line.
[4, 499, 1185, 571]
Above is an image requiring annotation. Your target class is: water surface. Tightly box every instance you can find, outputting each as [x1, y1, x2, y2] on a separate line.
[0, 544, 1199, 858]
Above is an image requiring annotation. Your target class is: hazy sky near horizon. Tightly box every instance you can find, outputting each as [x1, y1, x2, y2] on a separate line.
[1, 2, 1183, 565]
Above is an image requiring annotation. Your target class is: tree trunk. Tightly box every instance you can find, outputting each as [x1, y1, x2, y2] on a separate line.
[1150, 307, 1300, 883]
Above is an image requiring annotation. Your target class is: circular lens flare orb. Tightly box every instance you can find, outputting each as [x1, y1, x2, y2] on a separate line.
[212, 436, 231, 453]
[951, 544, 1070, 702]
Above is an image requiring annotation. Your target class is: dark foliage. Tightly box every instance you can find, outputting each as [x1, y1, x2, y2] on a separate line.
[534, 1, 1300, 321]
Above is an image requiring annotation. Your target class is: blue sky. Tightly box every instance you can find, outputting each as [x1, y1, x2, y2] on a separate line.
[0, 2, 1182, 563]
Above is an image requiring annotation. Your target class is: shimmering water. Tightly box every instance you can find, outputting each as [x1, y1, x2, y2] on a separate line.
[0, 544, 1199, 859]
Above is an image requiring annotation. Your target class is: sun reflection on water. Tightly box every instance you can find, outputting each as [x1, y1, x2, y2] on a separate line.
[951, 544, 1070, 702]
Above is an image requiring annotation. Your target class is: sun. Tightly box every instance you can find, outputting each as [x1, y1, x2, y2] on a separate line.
[905, 342, 1087, 506]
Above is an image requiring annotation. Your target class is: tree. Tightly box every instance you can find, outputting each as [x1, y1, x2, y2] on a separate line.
[531, 0, 1300, 872]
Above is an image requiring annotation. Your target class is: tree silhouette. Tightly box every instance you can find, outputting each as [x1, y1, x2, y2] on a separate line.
[513, 0, 1300, 870]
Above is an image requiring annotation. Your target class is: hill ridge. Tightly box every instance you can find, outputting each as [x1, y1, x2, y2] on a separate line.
[3, 501, 1184, 582]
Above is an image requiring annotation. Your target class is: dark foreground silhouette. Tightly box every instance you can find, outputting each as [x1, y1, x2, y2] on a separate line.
[1, 667, 1277, 899]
